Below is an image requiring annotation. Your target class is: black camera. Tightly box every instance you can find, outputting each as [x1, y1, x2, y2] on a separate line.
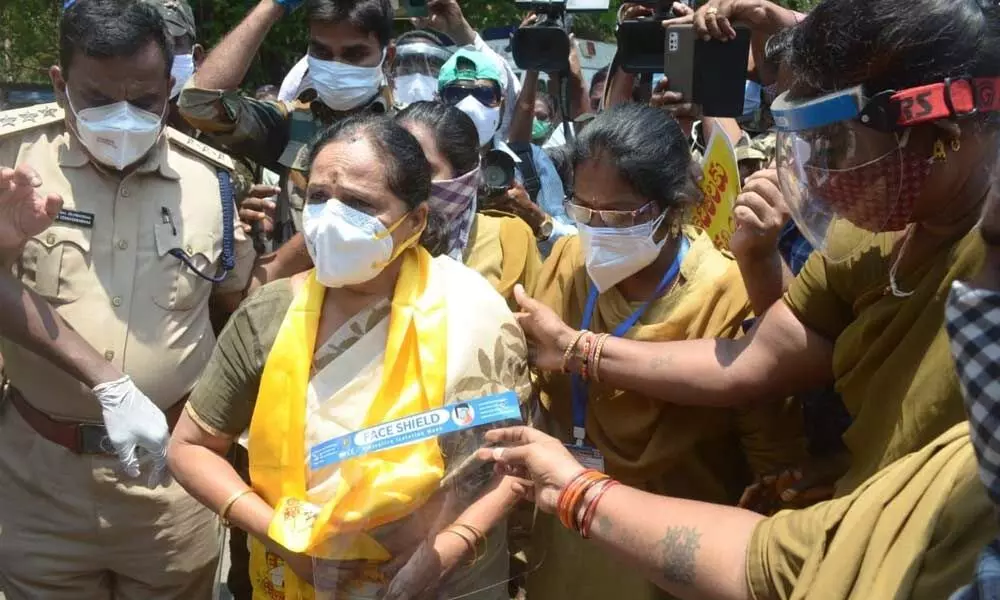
[479, 150, 518, 201]
[616, 1, 674, 74]
[511, 0, 609, 73]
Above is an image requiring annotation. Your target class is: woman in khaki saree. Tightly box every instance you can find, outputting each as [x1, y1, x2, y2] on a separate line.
[523, 104, 805, 600]
[168, 114, 532, 600]
[395, 101, 542, 309]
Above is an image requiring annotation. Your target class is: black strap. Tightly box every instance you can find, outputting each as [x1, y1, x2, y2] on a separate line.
[506, 141, 542, 203]
[168, 168, 236, 284]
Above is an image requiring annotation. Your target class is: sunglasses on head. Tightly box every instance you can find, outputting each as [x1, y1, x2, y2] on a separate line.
[441, 84, 501, 107]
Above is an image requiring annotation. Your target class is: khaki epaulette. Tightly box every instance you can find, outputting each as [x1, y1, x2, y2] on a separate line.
[165, 126, 235, 172]
[0, 103, 64, 138]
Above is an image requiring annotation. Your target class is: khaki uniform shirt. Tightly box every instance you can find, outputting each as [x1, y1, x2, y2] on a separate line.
[0, 103, 256, 421]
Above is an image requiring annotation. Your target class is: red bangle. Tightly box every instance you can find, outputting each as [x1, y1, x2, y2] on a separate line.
[580, 333, 594, 381]
[580, 479, 619, 539]
[557, 469, 606, 530]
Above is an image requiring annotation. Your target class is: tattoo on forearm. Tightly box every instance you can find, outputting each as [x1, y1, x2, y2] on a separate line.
[658, 526, 701, 585]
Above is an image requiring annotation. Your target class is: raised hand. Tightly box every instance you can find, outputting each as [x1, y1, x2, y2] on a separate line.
[0, 164, 63, 252]
[730, 169, 790, 262]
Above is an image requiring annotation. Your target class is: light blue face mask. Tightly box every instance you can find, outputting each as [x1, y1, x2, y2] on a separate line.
[743, 80, 763, 118]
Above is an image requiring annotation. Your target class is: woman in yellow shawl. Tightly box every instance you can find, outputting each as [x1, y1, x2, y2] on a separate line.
[524, 103, 805, 600]
[395, 101, 542, 308]
[168, 114, 532, 600]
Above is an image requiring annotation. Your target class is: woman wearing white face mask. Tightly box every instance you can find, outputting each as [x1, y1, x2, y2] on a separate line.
[521, 103, 805, 600]
[168, 114, 533, 600]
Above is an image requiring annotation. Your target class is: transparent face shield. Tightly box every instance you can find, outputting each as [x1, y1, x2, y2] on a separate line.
[390, 42, 454, 108]
[772, 87, 915, 261]
[264, 390, 543, 599]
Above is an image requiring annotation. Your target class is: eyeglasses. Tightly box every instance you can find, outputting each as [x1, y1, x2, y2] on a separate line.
[563, 198, 659, 228]
[441, 85, 501, 108]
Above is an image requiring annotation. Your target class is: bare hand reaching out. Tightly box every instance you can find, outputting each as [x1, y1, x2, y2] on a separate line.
[0, 165, 63, 252]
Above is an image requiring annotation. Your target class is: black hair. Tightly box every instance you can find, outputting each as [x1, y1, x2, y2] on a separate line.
[535, 91, 559, 121]
[546, 145, 574, 199]
[395, 29, 449, 48]
[60, 0, 173, 80]
[306, 0, 394, 47]
[763, 28, 793, 68]
[589, 65, 610, 97]
[790, 0, 1000, 99]
[395, 102, 478, 257]
[309, 113, 432, 212]
[395, 101, 480, 177]
[572, 103, 695, 211]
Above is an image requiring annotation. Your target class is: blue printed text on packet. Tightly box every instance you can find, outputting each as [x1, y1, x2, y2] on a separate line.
[309, 390, 522, 471]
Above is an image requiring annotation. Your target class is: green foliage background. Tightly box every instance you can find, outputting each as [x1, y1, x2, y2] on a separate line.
[2, 0, 819, 89]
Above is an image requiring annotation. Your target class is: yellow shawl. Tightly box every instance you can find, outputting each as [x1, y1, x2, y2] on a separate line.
[247, 246, 447, 599]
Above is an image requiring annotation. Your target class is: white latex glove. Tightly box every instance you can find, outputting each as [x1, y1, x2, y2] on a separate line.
[93, 376, 169, 486]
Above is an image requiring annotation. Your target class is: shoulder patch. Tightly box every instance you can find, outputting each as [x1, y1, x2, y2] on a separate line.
[165, 126, 235, 171]
[0, 103, 64, 138]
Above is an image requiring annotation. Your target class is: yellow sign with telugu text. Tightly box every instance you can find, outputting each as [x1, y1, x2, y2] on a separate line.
[692, 130, 741, 250]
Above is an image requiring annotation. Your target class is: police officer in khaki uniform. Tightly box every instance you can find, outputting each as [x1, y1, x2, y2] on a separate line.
[0, 1, 304, 597]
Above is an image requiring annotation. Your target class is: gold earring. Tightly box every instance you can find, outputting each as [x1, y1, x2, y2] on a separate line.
[950, 138, 962, 152]
[932, 139, 947, 163]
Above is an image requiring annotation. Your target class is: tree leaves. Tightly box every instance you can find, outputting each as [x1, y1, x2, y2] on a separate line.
[2, 0, 822, 88]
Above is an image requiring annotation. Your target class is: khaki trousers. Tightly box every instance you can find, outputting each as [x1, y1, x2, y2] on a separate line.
[0, 401, 220, 599]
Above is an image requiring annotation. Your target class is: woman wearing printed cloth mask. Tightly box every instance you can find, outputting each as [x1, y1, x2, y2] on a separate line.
[513, 0, 1000, 504]
[389, 30, 453, 110]
[518, 103, 805, 600]
[469, 154, 1000, 600]
[168, 114, 533, 600]
[396, 101, 542, 307]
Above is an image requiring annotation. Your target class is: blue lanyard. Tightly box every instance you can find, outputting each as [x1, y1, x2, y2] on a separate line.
[570, 237, 689, 444]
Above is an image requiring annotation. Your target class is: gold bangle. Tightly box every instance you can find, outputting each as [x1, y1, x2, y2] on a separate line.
[452, 522, 485, 542]
[592, 334, 611, 383]
[561, 330, 589, 374]
[219, 488, 253, 527]
[442, 527, 475, 550]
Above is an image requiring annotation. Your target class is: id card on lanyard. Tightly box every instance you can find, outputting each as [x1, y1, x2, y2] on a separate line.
[568, 237, 690, 472]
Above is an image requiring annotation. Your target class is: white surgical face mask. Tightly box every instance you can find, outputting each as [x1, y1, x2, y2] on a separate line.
[67, 91, 165, 171]
[303, 199, 421, 288]
[170, 54, 195, 99]
[455, 95, 500, 147]
[578, 212, 668, 293]
[393, 73, 439, 108]
[306, 53, 385, 111]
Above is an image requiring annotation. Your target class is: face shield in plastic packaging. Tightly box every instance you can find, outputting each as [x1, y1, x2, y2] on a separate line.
[391, 42, 454, 109]
[772, 77, 1000, 261]
[253, 387, 544, 599]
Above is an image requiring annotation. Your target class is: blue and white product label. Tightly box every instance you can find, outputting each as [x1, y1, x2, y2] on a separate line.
[309, 390, 522, 470]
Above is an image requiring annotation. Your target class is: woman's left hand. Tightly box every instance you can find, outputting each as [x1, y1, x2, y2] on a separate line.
[381, 539, 446, 600]
[512, 284, 578, 372]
